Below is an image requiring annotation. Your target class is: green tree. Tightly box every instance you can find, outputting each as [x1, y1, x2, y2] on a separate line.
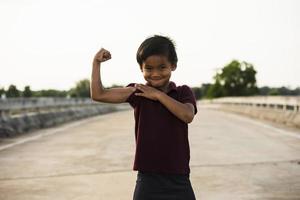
[200, 83, 211, 98]
[6, 84, 21, 97]
[259, 86, 271, 95]
[208, 60, 258, 97]
[268, 88, 279, 96]
[277, 87, 292, 95]
[33, 89, 67, 97]
[69, 79, 90, 97]
[22, 85, 33, 97]
[259, 86, 300, 96]
[0, 87, 5, 98]
[206, 79, 224, 98]
[292, 87, 300, 95]
[192, 87, 202, 100]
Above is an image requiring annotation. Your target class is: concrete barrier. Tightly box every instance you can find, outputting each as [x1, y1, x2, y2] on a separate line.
[0, 97, 131, 137]
[199, 96, 300, 129]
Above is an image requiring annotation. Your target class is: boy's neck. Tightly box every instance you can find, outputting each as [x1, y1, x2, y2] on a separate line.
[146, 81, 171, 93]
[156, 81, 171, 93]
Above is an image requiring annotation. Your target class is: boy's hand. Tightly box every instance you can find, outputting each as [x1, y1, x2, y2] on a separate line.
[93, 48, 111, 63]
[134, 84, 163, 101]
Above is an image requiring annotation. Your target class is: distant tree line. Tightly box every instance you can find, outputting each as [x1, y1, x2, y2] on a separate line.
[191, 85, 300, 100]
[0, 80, 88, 98]
[1, 60, 299, 99]
[0, 79, 126, 98]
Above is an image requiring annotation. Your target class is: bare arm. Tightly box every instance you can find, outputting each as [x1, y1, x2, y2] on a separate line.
[90, 48, 136, 103]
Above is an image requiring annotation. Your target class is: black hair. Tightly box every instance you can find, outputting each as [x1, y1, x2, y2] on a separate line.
[136, 35, 178, 69]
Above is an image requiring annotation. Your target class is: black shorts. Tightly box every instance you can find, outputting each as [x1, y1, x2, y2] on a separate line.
[133, 171, 196, 200]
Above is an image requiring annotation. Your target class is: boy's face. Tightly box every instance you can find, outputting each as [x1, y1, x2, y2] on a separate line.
[141, 55, 176, 90]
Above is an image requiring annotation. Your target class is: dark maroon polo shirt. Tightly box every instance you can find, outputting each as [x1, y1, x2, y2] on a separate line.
[125, 81, 198, 175]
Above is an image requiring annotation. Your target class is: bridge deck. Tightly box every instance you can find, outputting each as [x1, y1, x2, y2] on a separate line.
[0, 108, 299, 200]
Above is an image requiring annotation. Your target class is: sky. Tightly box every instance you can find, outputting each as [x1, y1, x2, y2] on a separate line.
[0, 0, 299, 91]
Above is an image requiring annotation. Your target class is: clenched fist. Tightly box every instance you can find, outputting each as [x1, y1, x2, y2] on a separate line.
[93, 48, 111, 64]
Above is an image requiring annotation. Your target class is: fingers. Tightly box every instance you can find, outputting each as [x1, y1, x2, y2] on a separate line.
[100, 47, 108, 53]
[135, 84, 147, 92]
[130, 87, 137, 92]
[135, 83, 148, 88]
[95, 47, 112, 62]
[102, 51, 111, 61]
[100, 48, 111, 57]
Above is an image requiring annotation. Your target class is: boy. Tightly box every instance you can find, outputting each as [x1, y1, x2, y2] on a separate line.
[91, 35, 197, 199]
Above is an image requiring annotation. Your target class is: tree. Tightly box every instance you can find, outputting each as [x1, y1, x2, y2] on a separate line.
[277, 87, 292, 95]
[33, 89, 68, 97]
[207, 60, 258, 97]
[259, 86, 271, 95]
[191, 87, 202, 100]
[6, 84, 21, 97]
[0, 87, 5, 98]
[206, 80, 224, 98]
[69, 79, 91, 97]
[292, 87, 300, 95]
[199, 83, 211, 99]
[268, 88, 279, 96]
[259, 86, 300, 96]
[22, 85, 33, 97]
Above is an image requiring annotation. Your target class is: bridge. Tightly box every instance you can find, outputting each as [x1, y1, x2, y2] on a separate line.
[0, 97, 299, 199]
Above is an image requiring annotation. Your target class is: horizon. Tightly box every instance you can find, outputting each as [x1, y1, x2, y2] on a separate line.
[1, 77, 300, 92]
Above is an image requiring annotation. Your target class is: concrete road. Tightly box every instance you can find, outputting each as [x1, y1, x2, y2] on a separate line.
[0, 106, 300, 200]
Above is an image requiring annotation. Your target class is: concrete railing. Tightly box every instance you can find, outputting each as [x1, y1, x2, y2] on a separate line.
[199, 96, 300, 128]
[0, 97, 108, 116]
[0, 97, 131, 137]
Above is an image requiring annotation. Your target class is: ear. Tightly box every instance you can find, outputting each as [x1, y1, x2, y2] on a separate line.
[171, 64, 177, 71]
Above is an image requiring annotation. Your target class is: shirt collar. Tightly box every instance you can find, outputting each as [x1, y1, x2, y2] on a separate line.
[166, 81, 177, 93]
[144, 81, 177, 93]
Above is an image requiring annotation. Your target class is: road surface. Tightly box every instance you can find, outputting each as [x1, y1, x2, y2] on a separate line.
[0, 107, 299, 199]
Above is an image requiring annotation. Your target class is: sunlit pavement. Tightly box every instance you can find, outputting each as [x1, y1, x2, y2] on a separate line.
[0, 107, 299, 200]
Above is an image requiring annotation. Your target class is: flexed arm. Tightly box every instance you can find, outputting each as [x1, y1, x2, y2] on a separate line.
[90, 48, 136, 103]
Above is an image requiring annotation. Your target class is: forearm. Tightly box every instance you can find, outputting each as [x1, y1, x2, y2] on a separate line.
[157, 92, 193, 123]
[90, 61, 105, 99]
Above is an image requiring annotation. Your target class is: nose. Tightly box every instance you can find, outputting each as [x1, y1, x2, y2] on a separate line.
[151, 69, 161, 76]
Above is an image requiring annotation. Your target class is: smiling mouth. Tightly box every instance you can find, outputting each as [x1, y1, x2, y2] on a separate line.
[151, 78, 162, 80]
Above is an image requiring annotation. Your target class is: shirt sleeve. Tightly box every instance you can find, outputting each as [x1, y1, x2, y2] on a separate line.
[125, 83, 142, 108]
[179, 85, 198, 115]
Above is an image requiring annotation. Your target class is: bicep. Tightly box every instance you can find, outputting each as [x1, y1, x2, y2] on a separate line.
[92, 87, 136, 103]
